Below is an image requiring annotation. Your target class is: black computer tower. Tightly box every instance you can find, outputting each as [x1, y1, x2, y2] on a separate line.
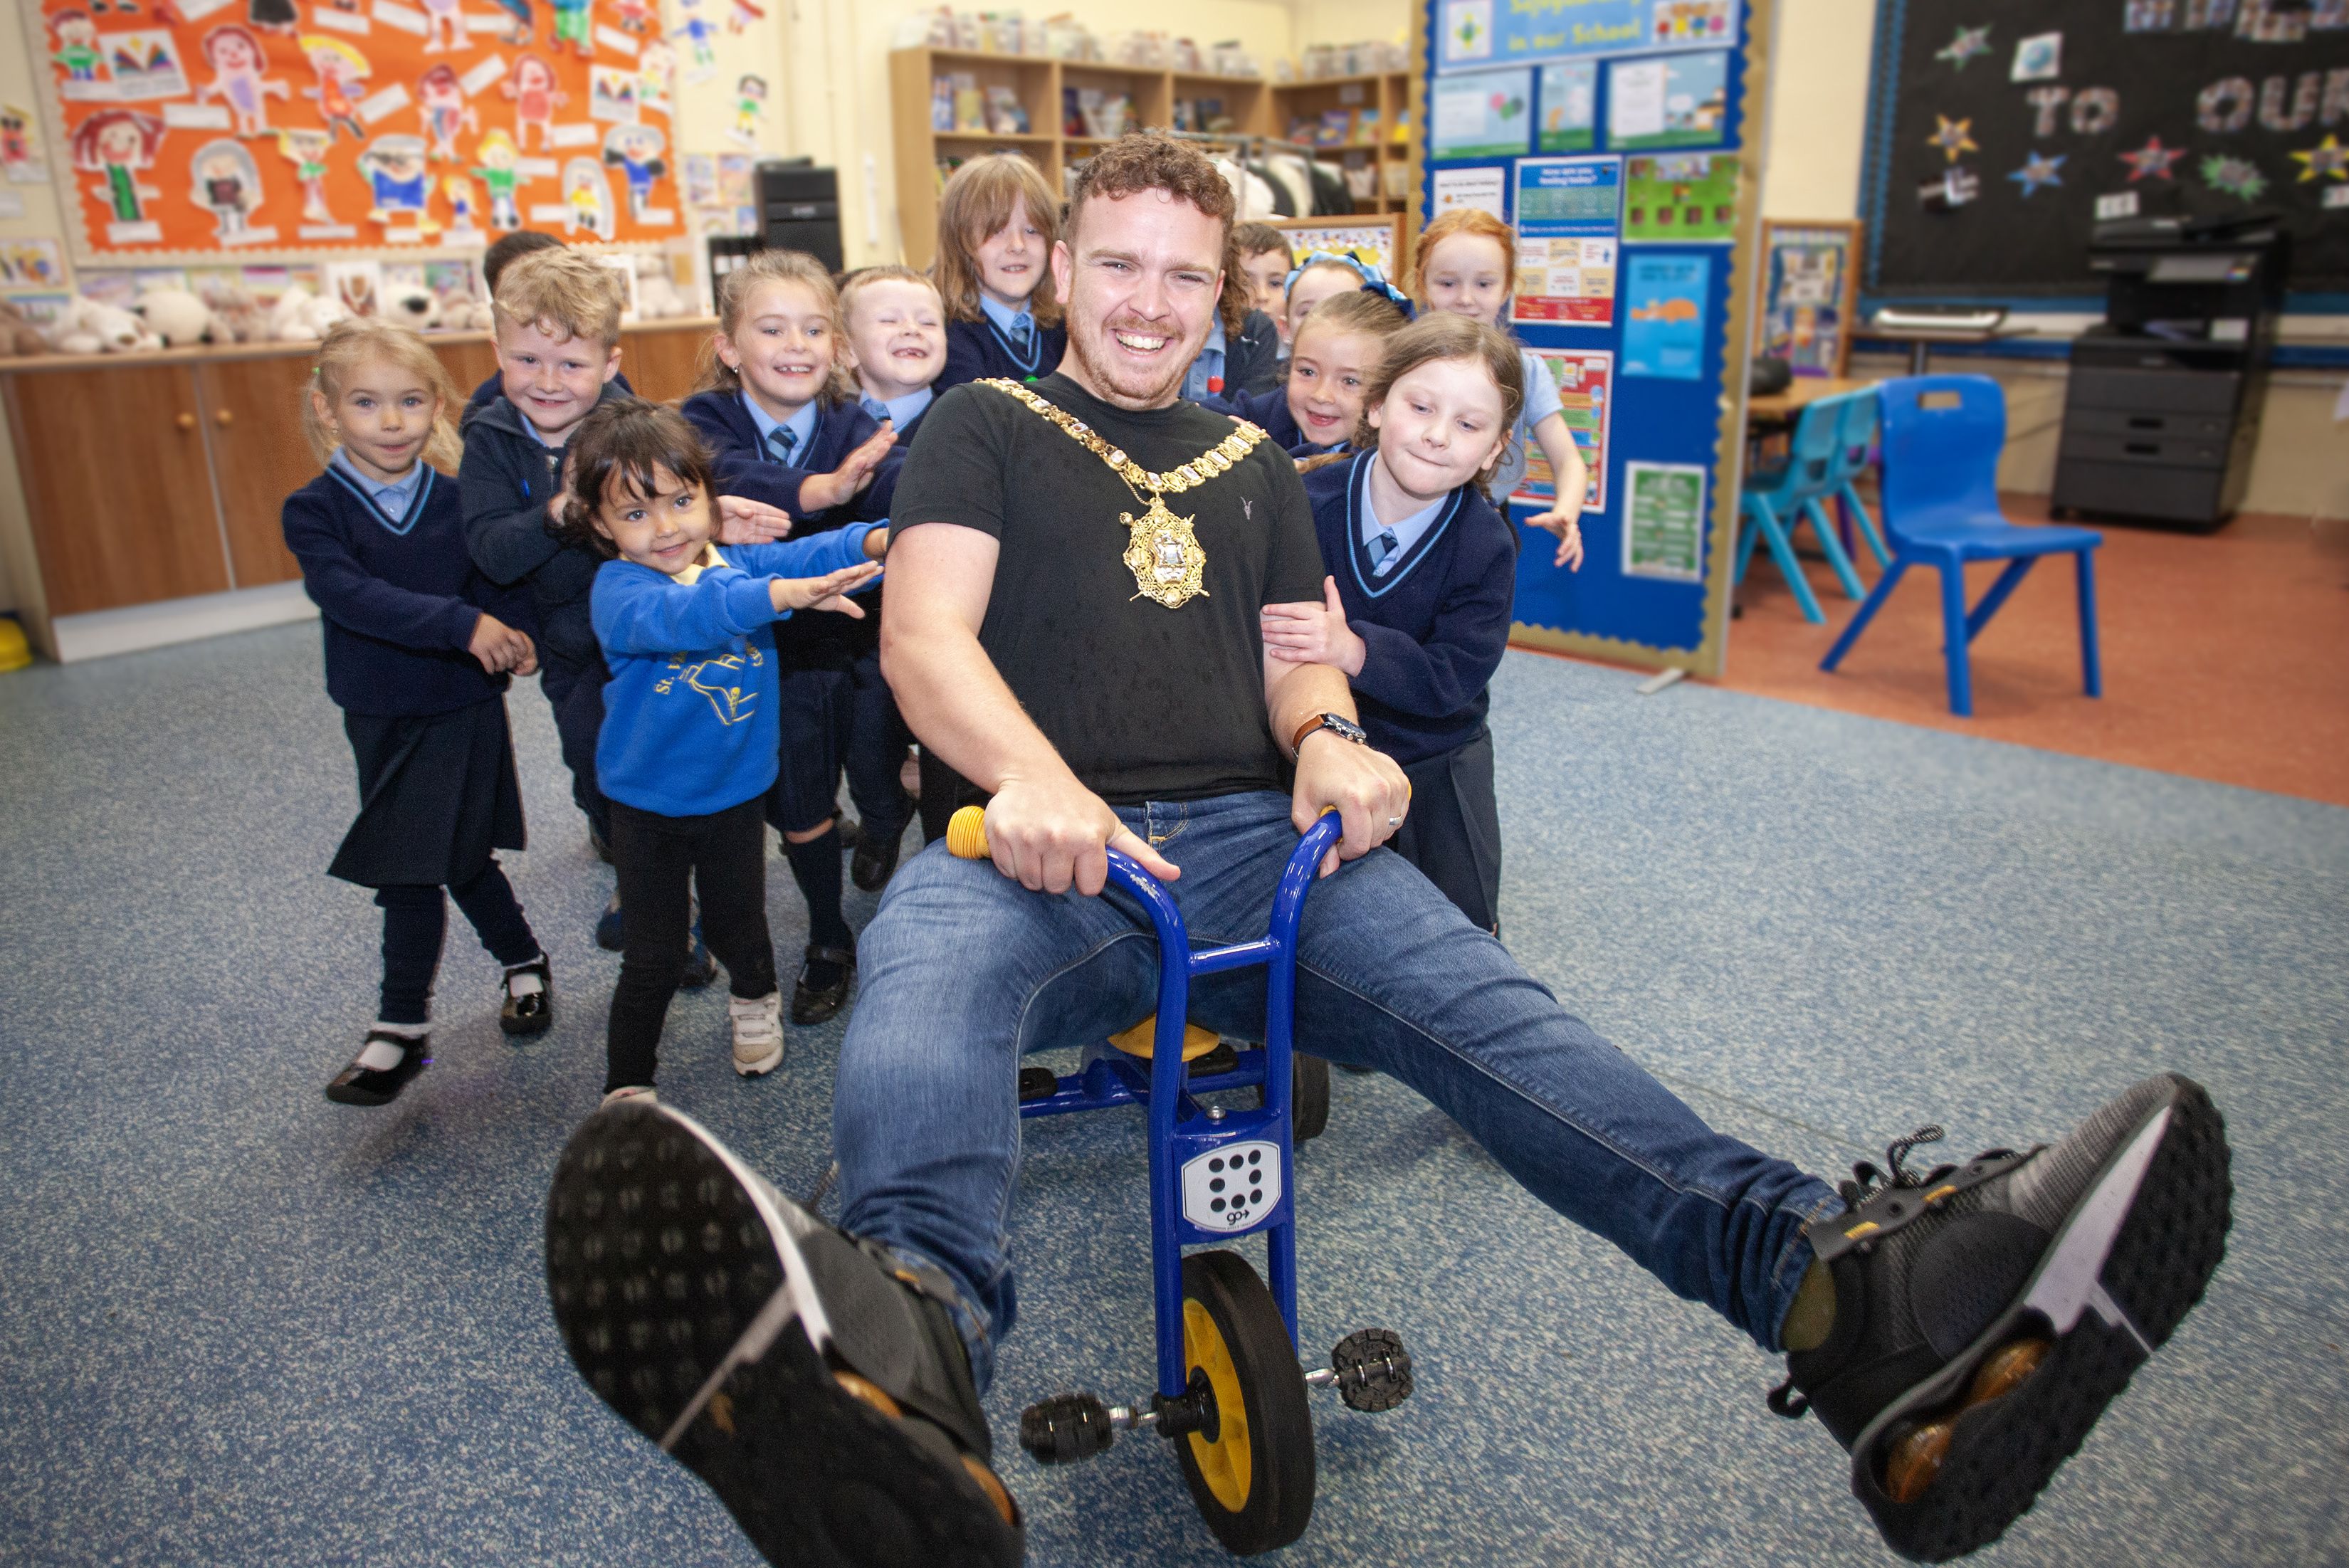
[757, 160, 844, 273]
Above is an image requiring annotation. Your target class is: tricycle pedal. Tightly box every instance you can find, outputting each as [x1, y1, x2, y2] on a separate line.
[1313, 1328, 1414, 1412]
[1019, 1392, 1118, 1463]
[1016, 1066, 1058, 1103]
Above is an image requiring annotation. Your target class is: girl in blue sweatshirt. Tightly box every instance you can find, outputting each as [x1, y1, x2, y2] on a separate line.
[1260, 315, 1526, 935]
[555, 399, 886, 1103]
[283, 320, 552, 1108]
[680, 249, 898, 1026]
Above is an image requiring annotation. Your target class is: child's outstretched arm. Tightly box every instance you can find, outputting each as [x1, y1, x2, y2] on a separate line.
[1262, 546, 1515, 720]
[592, 561, 782, 658]
[286, 493, 493, 656]
[726, 520, 887, 582]
[715, 493, 794, 544]
[1515, 411, 1587, 571]
[797, 423, 896, 515]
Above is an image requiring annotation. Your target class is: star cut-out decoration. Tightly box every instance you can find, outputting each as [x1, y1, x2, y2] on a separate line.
[2289, 133, 2348, 182]
[1928, 115, 1980, 164]
[2007, 151, 2066, 196]
[1937, 24, 1992, 69]
[2119, 136, 2185, 182]
[2201, 154, 2268, 201]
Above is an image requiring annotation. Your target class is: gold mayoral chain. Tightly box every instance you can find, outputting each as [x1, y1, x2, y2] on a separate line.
[979, 377, 1268, 610]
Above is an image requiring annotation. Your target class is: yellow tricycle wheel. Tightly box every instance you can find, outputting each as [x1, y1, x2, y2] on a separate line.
[1174, 1251, 1315, 1555]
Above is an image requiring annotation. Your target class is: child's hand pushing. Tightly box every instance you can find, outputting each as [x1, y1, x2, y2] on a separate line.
[799, 425, 898, 512]
[769, 560, 882, 618]
[1261, 577, 1367, 676]
[716, 494, 794, 544]
[468, 612, 537, 675]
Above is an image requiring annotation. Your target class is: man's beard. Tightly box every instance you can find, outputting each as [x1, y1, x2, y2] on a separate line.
[1064, 310, 1197, 411]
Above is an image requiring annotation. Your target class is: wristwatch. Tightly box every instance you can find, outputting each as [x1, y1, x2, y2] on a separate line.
[1290, 712, 1368, 756]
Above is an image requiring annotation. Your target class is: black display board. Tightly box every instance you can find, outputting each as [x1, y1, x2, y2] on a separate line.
[1862, 0, 2349, 300]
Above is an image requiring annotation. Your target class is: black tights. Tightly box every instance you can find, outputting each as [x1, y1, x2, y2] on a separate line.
[376, 860, 538, 1026]
[605, 797, 778, 1091]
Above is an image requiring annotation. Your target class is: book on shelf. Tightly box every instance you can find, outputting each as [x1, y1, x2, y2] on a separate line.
[984, 85, 1030, 135]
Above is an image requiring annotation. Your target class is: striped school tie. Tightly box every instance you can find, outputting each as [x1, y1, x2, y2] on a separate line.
[765, 426, 797, 463]
[1368, 528, 1401, 575]
[1009, 317, 1032, 357]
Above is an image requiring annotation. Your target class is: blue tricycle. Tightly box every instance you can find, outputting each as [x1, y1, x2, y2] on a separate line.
[946, 806, 1414, 1556]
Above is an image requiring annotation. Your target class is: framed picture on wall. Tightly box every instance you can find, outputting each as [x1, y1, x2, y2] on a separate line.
[1266, 214, 1410, 286]
[1755, 218, 1861, 379]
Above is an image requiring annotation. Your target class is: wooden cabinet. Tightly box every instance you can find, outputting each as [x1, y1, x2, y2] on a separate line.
[195, 354, 318, 591]
[619, 322, 711, 403]
[431, 337, 501, 402]
[4, 362, 231, 616]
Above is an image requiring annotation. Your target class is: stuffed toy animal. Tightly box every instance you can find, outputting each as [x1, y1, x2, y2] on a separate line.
[634, 254, 690, 320]
[384, 284, 443, 332]
[0, 299, 48, 357]
[209, 285, 268, 344]
[268, 285, 351, 342]
[51, 295, 162, 354]
[132, 287, 223, 349]
[439, 297, 496, 332]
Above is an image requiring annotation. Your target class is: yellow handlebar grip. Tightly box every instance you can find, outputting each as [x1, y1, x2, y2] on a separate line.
[946, 804, 990, 860]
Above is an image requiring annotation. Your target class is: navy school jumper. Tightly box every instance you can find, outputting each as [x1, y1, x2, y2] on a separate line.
[1300, 450, 1517, 768]
[1201, 384, 1347, 461]
[283, 463, 528, 717]
[937, 314, 1066, 394]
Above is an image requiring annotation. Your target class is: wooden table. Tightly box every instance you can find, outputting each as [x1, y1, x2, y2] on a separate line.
[1747, 374, 1876, 427]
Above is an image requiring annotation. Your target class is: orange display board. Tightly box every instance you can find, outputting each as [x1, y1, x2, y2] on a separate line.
[25, 0, 685, 263]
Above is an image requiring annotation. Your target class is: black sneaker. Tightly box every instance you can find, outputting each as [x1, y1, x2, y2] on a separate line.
[545, 1101, 1022, 1567]
[500, 954, 554, 1036]
[851, 821, 907, 893]
[791, 943, 855, 1025]
[1775, 1073, 2231, 1562]
[325, 1029, 430, 1106]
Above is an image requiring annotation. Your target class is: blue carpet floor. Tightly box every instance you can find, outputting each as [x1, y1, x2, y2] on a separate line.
[1, 624, 2343, 1567]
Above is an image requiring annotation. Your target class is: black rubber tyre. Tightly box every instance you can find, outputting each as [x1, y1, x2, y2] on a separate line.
[1254, 1053, 1331, 1144]
[1172, 1251, 1316, 1556]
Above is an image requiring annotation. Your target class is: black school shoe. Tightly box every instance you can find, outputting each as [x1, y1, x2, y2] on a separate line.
[1774, 1073, 2231, 1562]
[851, 821, 907, 894]
[500, 954, 555, 1036]
[325, 1029, 430, 1106]
[545, 1101, 1022, 1567]
[792, 943, 855, 1026]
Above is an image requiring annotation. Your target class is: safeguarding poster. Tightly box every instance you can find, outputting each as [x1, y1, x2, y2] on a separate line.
[1622, 461, 1706, 580]
[1510, 348, 1612, 512]
[1439, 0, 1738, 71]
[1622, 252, 1709, 378]
[1432, 67, 1533, 159]
[1512, 154, 1621, 325]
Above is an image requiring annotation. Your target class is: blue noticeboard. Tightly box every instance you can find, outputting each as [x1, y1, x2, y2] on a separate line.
[1421, 0, 1770, 675]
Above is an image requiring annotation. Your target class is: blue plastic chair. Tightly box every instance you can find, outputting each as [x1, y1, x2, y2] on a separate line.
[1827, 389, 1891, 572]
[1820, 374, 2103, 717]
[1737, 387, 1880, 623]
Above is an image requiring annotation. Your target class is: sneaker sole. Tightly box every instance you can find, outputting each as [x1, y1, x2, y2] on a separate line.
[545, 1103, 1019, 1567]
[1851, 1073, 2231, 1562]
[734, 1043, 784, 1077]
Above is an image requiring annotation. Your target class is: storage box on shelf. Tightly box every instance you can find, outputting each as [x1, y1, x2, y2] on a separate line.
[889, 49, 1423, 267]
[0, 318, 718, 663]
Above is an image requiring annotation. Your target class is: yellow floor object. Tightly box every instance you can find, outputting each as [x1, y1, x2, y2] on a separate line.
[0, 619, 28, 673]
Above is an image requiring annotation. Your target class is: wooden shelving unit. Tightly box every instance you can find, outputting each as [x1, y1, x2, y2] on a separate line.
[890, 49, 1422, 269]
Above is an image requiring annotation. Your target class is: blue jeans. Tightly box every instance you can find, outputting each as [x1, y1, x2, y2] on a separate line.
[836, 791, 1839, 1391]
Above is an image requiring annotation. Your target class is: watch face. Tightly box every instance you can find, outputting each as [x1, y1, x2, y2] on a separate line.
[1325, 715, 1367, 744]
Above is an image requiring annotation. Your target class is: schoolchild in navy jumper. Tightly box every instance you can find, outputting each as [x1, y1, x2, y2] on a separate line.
[1262, 315, 1527, 934]
[283, 320, 553, 1108]
[552, 399, 888, 1102]
[930, 153, 1068, 392]
[458, 231, 634, 426]
[678, 250, 892, 1024]
[1207, 288, 1409, 460]
[1179, 237, 1281, 401]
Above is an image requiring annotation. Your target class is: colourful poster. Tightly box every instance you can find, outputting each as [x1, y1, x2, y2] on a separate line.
[1511, 349, 1612, 512]
[1622, 152, 1738, 242]
[1623, 461, 1706, 580]
[1622, 252, 1710, 379]
[26, 0, 684, 260]
[1759, 226, 1854, 377]
[1439, 0, 1736, 71]
[1538, 61, 1597, 152]
[1512, 155, 1621, 325]
[1432, 67, 1533, 159]
[1605, 51, 1730, 149]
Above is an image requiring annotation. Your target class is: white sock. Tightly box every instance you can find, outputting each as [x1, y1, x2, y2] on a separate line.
[357, 1021, 425, 1071]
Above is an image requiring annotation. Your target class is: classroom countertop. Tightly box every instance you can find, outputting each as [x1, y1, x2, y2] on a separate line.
[0, 315, 720, 375]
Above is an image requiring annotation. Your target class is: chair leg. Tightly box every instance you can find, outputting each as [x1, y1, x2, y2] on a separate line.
[1735, 498, 1762, 586]
[1799, 497, 1866, 601]
[1751, 495, 1825, 623]
[1939, 563, 1974, 717]
[1841, 481, 1891, 569]
[1963, 558, 2036, 644]
[1821, 557, 1908, 673]
[2076, 548, 2102, 698]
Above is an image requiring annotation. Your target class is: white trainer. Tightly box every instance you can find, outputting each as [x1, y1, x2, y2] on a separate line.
[730, 991, 786, 1077]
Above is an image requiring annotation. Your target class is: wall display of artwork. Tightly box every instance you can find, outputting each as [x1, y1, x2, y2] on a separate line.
[1431, 66, 1533, 159]
[1755, 219, 1860, 377]
[1268, 215, 1409, 278]
[21, 0, 687, 263]
[1423, 0, 1772, 677]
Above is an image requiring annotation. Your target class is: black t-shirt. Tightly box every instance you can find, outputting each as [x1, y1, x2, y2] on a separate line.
[891, 373, 1327, 804]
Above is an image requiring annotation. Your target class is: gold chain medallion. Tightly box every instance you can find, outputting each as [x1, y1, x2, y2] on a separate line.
[981, 377, 1267, 609]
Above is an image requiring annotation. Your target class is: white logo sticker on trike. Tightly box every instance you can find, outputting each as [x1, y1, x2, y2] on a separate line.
[1182, 1141, 1281, 1231]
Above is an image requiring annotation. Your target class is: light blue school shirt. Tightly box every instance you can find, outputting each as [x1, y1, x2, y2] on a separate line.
[1360, 484, 1447, 577]
[740, 391, 818, 462]
[1179, 315, 1229, 401]
[977, 292, 1037, 352]
[330, 448, 426, 520]
[859, 386, 935, 428]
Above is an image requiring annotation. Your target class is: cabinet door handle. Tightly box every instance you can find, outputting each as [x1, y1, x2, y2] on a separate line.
[176, 411, 196, 431]
[214, 409, 233, 427]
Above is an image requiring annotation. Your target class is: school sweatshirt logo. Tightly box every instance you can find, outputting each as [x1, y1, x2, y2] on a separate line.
[653, 648, 763, 725]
